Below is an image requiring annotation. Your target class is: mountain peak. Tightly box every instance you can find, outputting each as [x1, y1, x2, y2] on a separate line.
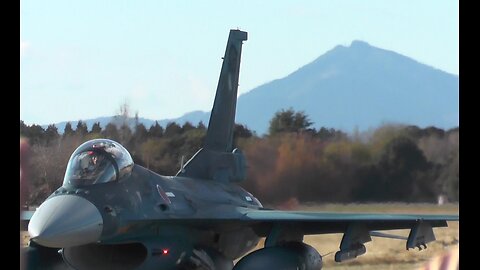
[233, 40, 458, 134]
[330, 40, 372, 52]
[350, 40, 371, 48]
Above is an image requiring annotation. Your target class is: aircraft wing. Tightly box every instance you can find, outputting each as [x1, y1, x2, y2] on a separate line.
[242, 210, 457, 234]
[238, 209, 458, 257]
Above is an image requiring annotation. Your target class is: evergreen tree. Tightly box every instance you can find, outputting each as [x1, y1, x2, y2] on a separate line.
[164, 122, 182, 137]
[268, 108, 312, 135]
[119, 124, 133, 146]
[64, 122, 74, 137]
[134, 123, 148, 143]
[377, 136, 434, 201]
[76, 121, 88, 137]
[20, 120, 28, 136]
[182, 122, 195, 133]
[91, 122, 102, 134]
[103, 123, 119, 141]
[234, 124, 253, 139]
[27, 124, 45, 145]
[44, 124, 59, 145]
[316, 127, 347, 141]
[149, 121, 164, 138]
[197, 121, 207, 130]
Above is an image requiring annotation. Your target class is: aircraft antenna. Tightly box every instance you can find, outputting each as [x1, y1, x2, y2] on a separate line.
[180, 155, 186, 173]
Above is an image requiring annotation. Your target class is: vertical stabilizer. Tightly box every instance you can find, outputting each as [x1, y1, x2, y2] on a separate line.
[205, 30, 248, 152]
[177, 30, 248, 182]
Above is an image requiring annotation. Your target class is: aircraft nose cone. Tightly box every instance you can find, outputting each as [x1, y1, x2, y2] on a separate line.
[28, 195, 103, 248]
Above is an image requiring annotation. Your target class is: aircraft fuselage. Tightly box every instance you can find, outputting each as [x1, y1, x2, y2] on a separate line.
[30, 164, 261, 269]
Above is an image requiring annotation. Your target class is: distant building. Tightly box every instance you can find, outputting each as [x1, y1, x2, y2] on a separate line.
[437, 194, 448, 205]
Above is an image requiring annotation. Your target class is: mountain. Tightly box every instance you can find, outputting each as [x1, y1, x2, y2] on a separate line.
[45, 40, 459, 135]
[173, 40, 459, 134]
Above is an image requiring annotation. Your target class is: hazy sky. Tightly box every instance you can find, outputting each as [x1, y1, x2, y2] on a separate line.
[20, 0, 459, 125]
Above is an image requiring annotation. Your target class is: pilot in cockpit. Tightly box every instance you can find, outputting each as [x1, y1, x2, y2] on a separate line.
[64, 139, 134, 187]
[77, 151, 106, 179]
[89, 153, 102, 169]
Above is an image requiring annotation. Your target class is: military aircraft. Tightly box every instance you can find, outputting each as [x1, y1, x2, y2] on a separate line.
[22, 29, 459, 270]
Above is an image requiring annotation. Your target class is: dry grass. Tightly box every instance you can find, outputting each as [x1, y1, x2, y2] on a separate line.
[21, 231, 29, 247]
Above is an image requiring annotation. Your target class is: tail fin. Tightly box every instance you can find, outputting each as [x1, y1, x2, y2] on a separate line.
[205, 30, 247, 152]
[177, 30, 247, 182]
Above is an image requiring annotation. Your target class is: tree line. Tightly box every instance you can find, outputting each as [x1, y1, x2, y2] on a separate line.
[20, 108, 458, 206]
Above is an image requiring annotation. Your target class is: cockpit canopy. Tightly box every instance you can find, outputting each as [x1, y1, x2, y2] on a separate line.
[63, 139, 134, 187]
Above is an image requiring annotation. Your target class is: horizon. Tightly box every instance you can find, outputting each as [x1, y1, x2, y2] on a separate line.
[20, 38, 460, 133]
[21, 117, 460, 138]
[21, 1, 458, 126]
[21, 39, 459, 134]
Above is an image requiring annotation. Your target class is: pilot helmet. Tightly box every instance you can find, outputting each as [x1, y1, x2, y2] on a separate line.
[63, 139, 134, 187]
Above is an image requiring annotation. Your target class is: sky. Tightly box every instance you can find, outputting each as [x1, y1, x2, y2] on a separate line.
[20, 0, 459, 126]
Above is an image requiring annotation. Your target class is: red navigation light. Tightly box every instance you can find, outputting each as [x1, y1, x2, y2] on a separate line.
[162, 249, 169, 255]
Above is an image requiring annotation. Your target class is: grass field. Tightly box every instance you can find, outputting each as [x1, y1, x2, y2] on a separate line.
[21, 203, 459, 269]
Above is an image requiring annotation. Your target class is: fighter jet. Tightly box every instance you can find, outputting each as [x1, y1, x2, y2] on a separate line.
[22, 29, 458, 270]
